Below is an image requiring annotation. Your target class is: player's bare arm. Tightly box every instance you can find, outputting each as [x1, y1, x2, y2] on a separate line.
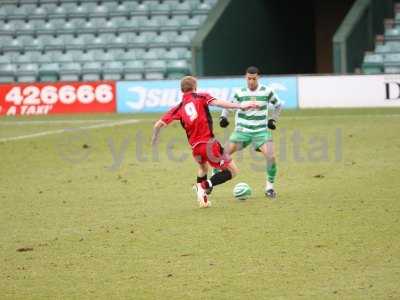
[151, 120, 166, 146]
[210, 99, 259, 110]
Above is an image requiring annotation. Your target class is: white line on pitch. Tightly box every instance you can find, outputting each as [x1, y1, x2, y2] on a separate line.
[0, 119, 140, 143]
[0, 119, 112, 125]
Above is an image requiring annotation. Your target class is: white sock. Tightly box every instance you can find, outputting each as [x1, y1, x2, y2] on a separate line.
[266, 181, 274, 190]
[207, 180, 213, 188]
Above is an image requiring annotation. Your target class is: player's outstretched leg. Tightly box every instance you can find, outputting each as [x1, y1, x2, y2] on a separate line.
[201, 160, 239, 192]
[259, 141, 277, 199]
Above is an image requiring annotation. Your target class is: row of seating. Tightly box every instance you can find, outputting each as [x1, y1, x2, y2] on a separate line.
[0, 59, 190, 82]
[0, 15, 207, 35]
[0, 0, 213, 19]
[0, 31, 196, 52]
[0, 47, 191, 63]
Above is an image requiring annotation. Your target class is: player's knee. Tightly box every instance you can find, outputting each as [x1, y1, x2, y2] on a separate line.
[267, 156, 276, 166]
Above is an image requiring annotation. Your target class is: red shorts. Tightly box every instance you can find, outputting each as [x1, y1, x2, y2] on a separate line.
[192, 140, 232, 170]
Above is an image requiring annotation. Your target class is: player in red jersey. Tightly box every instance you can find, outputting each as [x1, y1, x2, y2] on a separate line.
[151, 76, 259, 208]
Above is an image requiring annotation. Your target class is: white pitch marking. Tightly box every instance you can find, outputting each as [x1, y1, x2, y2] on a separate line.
[0, 119, 140, 143]
[0, 119, 111, 125]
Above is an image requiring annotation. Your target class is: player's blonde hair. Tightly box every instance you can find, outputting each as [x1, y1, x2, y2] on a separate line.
[180, 76, 197, 92]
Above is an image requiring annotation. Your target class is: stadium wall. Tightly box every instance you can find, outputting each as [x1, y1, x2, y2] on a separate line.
[193, 0, 316, 76]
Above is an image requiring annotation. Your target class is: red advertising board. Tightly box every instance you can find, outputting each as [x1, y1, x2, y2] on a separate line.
[0, 81, 116, 116]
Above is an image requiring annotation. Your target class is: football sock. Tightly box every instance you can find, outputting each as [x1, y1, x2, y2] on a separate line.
[197, 175, 207, 183]
[211, 168, 220, 176]
[209, 169, 232, 187]
[266, 181, 274, 190]
[267, 163, 277, 184]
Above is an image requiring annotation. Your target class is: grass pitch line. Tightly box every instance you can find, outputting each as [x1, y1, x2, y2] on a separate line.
[0, 119, 140, 143]
[0, 119, 111, 126]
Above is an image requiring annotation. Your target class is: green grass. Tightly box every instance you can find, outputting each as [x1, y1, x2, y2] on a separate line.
[1, 108, 400, 299]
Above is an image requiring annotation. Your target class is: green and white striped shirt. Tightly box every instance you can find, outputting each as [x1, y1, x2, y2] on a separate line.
[222, 84, 282, 133]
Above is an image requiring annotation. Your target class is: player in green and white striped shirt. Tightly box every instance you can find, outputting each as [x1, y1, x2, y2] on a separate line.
[219, 66, 282, 198]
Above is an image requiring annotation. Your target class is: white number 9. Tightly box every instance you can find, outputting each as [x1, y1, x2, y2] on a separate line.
[184, 102, 198, 121]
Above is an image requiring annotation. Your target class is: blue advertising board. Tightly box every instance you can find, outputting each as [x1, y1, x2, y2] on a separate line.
[117, 76, 298, 113]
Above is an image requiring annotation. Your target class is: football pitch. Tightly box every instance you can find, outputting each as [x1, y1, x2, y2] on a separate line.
[1, 108, 400, 299]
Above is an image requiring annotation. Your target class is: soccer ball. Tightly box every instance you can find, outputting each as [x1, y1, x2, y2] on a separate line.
[233, 182, 252, 200]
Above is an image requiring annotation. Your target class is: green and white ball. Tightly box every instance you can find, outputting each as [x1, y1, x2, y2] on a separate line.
[233, 182, 252, 200]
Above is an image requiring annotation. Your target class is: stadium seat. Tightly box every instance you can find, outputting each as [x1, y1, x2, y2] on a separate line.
[38, 63, 59, 82]
[0, 64, 16, 83]
[59, 62, 81, 81]
[384, 53, 400, 64]
[384, 65, 400, 73]
[143, 48, 167, 60]
[17, 63, 38, 82]
[362, 52, 384, 74]
[145, 60, 167, 80]
[0, 55, 10, 65]
[124, 60, 144, 80]
[103, 61, 124, 80]
[167, 60, 190, 77]
[74, 51, 94, 63]
[15, 53, 32, 64]
[81, 61, 102, 81]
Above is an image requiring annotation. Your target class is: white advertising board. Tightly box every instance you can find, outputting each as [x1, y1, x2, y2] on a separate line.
[299, 74, 400, 108]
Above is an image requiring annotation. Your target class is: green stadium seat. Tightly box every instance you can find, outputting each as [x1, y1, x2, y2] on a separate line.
[384, 53, 400, 64]
[41, 3, 58, 15]
[19, 35, 36, 49]
[17, 63, 39, 82]
[39, 63, 59, 82]
[124, 60, 144, 80]
[15, 53, 32, 64]
[166, 59, 190, 76]
[143, 48, 167, 60]
[0, 64, 16, 83]
[108, 48, 126, 59]
[80, 34, 96, 46]
[46, 49, 63, 62]
[32, 5, 47, 18]
[67, 49, 85, 61]
[120, 49, 137, 61]
[67, 18, 86, 33]
[145, 60, 167, 79]
[0, 55, 10, 65]
[0, 36, 14, 51]
[384, 65, 400, 73]
[148, 1, 171, 15]
[2, 51, 20, 64]
[27, 19, 48, 34]
[362, 52, 383, 74]
[162, 16, 181, 30]
[103, 61, 124, 80]
[129, 2, 149, 16]
[3, 38, 23, 51]
[74, 51, 94, 62]
[27, 51, 47, 63]
[46, 35, 64, 50]
[59, 62, 81, 81]
[81, 61, 102, 81]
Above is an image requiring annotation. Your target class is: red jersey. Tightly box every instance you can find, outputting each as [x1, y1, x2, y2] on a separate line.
[161, 92, 215, 147]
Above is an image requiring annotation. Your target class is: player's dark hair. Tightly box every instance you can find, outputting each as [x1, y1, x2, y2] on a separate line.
[246, 66, 260, 75]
